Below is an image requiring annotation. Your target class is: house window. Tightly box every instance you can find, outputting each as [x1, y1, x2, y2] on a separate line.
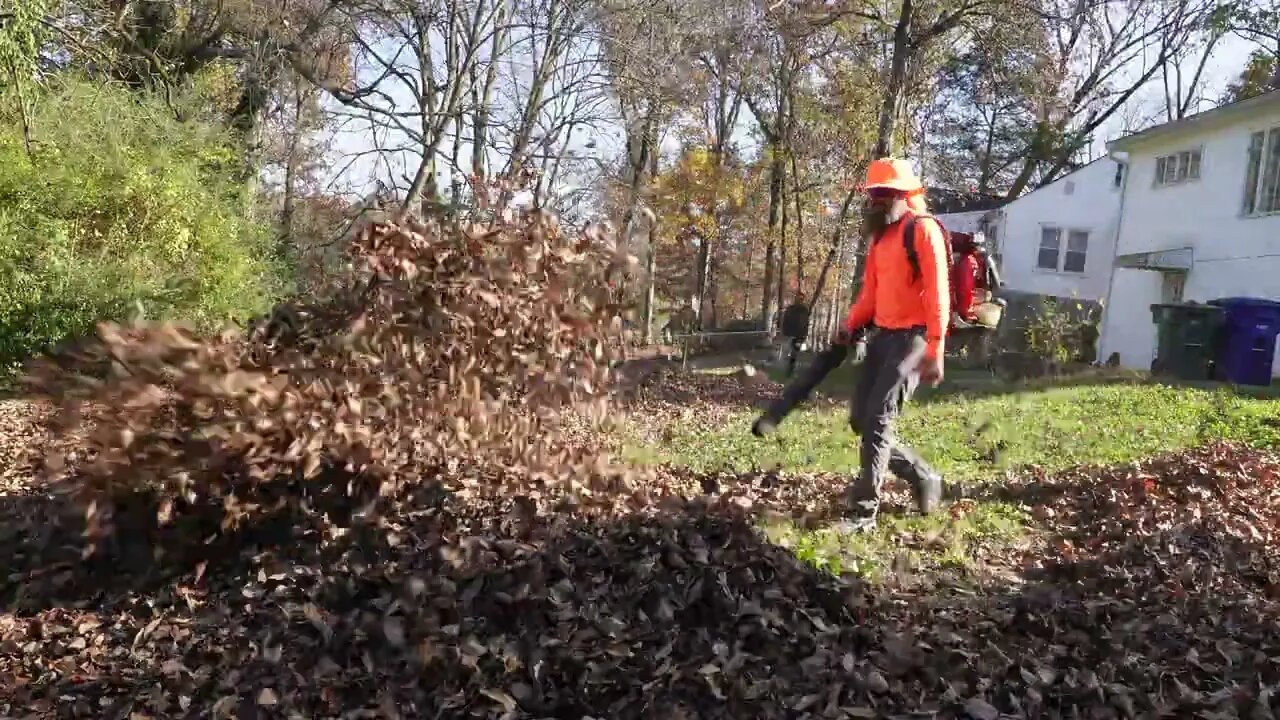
[1243, 127, 1280, 215]
[1064, 180, 1076, 195]
[1065, 230, 1088, 273]
[1037, 226, 1088, 273]
[1154, 148, 1202, 187]
[1037, 227, 1061, 270]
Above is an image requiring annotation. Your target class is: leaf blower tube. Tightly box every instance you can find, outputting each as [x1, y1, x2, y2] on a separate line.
[751, 330, 865, 437]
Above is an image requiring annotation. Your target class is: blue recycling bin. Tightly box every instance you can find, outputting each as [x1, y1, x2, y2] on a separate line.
[1208, 297, 1280, 386]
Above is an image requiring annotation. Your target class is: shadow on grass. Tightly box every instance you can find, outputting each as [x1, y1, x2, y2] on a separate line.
[4, 450, 1280, 717]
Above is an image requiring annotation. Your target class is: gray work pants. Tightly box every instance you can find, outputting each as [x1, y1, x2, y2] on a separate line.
[848, 328, 940, 515]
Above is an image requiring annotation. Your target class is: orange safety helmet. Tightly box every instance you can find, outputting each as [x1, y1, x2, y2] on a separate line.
[860, 157, 924, 194]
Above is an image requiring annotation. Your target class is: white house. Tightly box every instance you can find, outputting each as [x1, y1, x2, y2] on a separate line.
[980, 158, 1125, 301]
[1098, 90, 1280, 377]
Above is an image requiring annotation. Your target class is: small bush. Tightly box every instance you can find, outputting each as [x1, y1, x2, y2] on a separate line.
[1022, 297, 1101, 369]
[26, 206, 634, 540]
[0, 80, 280, 365]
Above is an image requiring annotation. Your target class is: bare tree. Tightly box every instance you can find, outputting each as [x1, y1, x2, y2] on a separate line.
[694, 42, 745, 329]
[494, 0, 597, 176]
[1160, 0, 1226, 121]
[594, 0, 701, 340]
[301, 0, 612, 221]
[300, 0, 504, 218]
[1219, 0, 1280, 59]
[741, 0, 845, 331]
[742, 28, 798, 335]
[1002, 0, 1218, 197]
[851, 0, 998, 157]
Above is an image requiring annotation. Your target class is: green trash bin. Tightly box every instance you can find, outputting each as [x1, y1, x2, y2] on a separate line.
[1149, 303, 1226, 380]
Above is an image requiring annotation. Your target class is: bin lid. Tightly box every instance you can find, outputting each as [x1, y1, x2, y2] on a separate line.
[1150, 302, 1225, 315]
[1208, 297, 1280, 311]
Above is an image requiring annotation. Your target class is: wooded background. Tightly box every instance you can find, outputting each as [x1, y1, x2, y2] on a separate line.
[1, 0, 1276, 362]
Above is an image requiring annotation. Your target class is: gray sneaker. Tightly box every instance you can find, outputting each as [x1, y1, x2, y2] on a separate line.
[751, 414, 779, 438]
[834, 515, 878, 534]
[913, 472, 943, 515]
[841, 493, 880, 533]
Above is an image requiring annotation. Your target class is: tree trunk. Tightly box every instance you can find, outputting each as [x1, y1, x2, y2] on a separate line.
[810, 184, 860, 305]
[280, 87, 304, 256]
[620, 106, 655, 246]
[696, 238, 712, 329]
[230, 56, 281, 213]
[643, 228, 658, 344]
[760, 149, 783, 333]
[709, 258, 719, 328]
[641, 117, 660, 344]
[824, 239, 851, 348]
[616, 103, 654, 336]
[777, 184, 788, 321]
[873, 0, 913, 158]
[1004, 121, 1053, 198]
[450, 119, 465, 206]
[790, 151, 805, 293]
[506, 0, 574, 176]
[695, 48, 742, 331]
[398, 3, 490, 220]
[472, 2, 508, 183]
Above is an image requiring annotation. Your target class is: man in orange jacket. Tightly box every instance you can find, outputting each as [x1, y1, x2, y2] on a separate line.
[838, 158, 946, 531]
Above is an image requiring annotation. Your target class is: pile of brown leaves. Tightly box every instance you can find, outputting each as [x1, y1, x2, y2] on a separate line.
[0, 399, 54, 494]
[21, 208, 634, 539]
[4, 439, 1280, 718]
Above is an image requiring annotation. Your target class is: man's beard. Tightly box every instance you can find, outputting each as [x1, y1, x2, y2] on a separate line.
[859, 196, 910, 238]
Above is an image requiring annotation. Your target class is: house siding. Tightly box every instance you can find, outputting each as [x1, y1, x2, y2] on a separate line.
[989, 159, 1122, 302]
[1099, 106, 1280, 377]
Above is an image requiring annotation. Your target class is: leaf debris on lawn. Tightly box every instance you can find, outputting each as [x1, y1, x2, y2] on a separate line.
[3, 438, 1280, 718]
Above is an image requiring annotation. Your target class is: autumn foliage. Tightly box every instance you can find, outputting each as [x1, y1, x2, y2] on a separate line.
[23, 207, 635, 538]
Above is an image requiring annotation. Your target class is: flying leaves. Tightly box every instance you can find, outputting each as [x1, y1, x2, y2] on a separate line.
[22, 207, 636, 539]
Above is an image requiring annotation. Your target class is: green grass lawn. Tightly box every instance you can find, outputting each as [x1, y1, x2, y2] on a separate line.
[621, 371, 1280, 583]
[628, 376, 1279, 480]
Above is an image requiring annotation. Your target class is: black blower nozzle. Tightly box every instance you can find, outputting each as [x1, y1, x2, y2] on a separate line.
[752, 339, 857, 436]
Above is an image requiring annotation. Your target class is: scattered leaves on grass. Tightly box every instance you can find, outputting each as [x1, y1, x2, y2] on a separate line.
[0, 440, 1278, 718]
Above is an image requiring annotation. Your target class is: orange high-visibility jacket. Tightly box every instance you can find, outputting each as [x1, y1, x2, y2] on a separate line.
[844, 213, 951, 359]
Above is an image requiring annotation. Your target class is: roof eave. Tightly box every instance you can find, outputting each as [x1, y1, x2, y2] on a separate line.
[1108, 90, 1280, 152]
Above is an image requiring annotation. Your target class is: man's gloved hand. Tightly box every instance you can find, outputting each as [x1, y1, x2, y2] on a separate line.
[833, 324, 866, 347]
[918, 353, 944, 387]
[851, 336, 868, 364]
